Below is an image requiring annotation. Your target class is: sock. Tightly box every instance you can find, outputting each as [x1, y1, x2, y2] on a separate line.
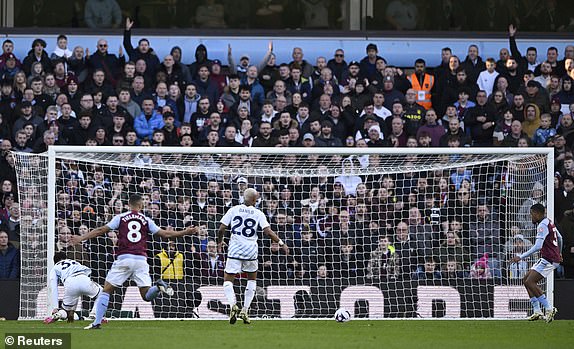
[144, 286, 160, 301]
[223, 281, 236, 306]
[537, 294, 550, 310]
[94, 292, 110, 326]
[243, 280, 257, 310]
[530, 297, 541, 314]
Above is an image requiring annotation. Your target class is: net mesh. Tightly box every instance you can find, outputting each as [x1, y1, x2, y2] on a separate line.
[14, 148, 550, 319]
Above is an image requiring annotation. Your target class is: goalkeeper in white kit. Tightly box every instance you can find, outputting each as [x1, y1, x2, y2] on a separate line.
[44, 251, 105, 324]
[218, 188, 289, 324]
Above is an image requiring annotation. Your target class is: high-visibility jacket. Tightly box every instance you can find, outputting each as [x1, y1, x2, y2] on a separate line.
[157, 250, 184, 280]
[408, 73, 434, 110]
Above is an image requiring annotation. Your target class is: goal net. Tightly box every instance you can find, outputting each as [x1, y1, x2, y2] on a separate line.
[13, 147, 553, 320]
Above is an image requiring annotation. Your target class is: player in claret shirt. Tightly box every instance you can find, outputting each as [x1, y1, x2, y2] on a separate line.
[511, 203, 562, 323]
[72, 194, 199, 329]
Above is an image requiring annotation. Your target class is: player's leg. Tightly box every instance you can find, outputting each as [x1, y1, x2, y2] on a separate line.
[239, 260, 258, 325]
[85, 281, 115, 329]
[85, 279, 108, 323]
[134, 259, 172, 301]
[87, 258, 130, 329]
[522, 270, 543, 319]
[223, 259, 240, 324]
[529, 260, 559, 323]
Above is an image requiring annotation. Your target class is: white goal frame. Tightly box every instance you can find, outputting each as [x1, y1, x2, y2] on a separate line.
[38, 146, 554, 319]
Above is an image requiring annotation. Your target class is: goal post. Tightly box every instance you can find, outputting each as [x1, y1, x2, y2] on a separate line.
[13, 146, 554, 320]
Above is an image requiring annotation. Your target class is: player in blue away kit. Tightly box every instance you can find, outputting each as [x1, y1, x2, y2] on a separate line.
[512, 203, 562, 322]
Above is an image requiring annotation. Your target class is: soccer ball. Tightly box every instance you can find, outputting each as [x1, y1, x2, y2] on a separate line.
[56, 309, 68, 320]
[334, 308, 351, 322]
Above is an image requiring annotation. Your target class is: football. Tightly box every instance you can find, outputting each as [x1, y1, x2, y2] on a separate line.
[334, 308, 351, 322]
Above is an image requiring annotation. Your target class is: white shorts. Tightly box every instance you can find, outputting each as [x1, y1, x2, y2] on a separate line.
[531, 258, 559, 278]
[106, 255, 152, 288]
[62, 274, 102, 311]
[225, 258, 258, 274]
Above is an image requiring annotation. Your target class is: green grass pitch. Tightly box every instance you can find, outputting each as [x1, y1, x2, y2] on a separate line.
[2, 320, 573, 349]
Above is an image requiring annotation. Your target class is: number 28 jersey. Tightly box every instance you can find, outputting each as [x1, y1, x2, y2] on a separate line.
[221, 204, 270, 261]
[107, 210, 160, 257]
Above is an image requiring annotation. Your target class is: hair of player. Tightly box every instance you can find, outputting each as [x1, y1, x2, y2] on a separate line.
[244, 188, 258, 205]
[530, 203, 546, 215]
[129, 194, 143, 207]
[53, 251, 68, 264]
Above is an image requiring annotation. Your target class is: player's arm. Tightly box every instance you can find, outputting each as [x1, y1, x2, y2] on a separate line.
[48, 268, 60, 314]
[70, 225, 110, 245]
[263, 226, 289, 255]
[512, 237, 543, 262]
[156, 226, 199, 239]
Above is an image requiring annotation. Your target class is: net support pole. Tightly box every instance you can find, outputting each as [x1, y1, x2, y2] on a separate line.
[546, 149, 555, 307]
[46, 146, 57, 313]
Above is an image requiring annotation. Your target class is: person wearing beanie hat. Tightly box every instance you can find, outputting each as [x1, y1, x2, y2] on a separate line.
[360, 43, 384, 81]
[367, 124, 385, 147]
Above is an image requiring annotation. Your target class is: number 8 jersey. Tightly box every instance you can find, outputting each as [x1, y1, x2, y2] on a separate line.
[107, 211, 160, 257]
[221, 204, 270, 261]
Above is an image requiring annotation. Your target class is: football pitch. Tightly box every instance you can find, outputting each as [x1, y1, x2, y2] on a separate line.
[2, 320, 574, 349]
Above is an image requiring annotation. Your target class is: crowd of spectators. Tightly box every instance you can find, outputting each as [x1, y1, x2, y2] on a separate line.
[1, 20, 574, 286]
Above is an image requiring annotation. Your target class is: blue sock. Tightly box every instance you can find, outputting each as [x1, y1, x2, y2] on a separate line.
[537, 294, 550, 309]
[530, 297, 541, 313]
[144, 286, 160, 301]
[94, 292, 110, 325]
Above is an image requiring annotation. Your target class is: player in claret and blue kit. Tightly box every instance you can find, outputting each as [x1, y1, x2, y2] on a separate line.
[512, 203, 562, 323]
[71, 194, 199, 329]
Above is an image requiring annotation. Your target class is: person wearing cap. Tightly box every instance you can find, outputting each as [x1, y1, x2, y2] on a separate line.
[22, 38, 51, 76]
[360, 43, 384, 81]
[301, 133, 315, 148]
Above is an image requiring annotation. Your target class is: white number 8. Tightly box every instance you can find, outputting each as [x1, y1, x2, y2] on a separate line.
[127, 221, 142, 242]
